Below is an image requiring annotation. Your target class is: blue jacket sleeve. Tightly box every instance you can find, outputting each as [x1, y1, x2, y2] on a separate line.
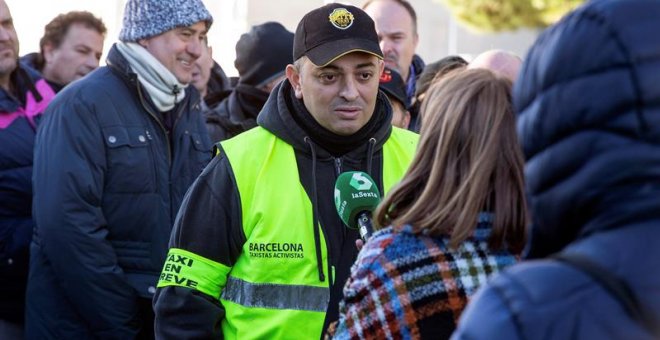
[451, 282, 521, 340]
[32, 94, 139, 337]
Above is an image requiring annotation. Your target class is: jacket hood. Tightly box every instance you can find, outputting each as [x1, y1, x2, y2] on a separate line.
[0, 62, 46, 113]
[515, 0, 660, 258]
[256, 79, 394, 159]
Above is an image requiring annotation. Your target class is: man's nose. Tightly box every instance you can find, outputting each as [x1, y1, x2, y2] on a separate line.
[380, 39, 394, 56]
[85, 54, 100, 69]
[340, 76, 359, 101]
[187, 39, 202, 60]
[0, 27, 12, 41]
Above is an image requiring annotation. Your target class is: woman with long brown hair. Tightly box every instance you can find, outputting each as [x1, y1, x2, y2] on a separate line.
[333, 68, 527, 339]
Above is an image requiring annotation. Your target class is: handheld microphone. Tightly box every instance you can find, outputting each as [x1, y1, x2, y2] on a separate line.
[334, 171, 381, 241]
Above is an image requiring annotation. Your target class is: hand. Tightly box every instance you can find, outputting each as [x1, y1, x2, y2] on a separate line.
[355, 239, 364, 251]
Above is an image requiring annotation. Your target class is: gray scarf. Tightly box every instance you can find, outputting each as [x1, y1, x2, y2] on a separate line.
[117, 41, 188, 112]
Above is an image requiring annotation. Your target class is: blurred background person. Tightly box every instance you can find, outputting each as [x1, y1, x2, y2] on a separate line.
[379, 67, 410, 129]
[26, 0, 213, 338]
[204, 21, 293, 142]
[21, 10, 106, 92]
[0, 0, 56, 338]
[467, 49, 522, 83]
[454, 0, 660, 339]
[191, 37, 220, 106]
[411, 55, 467, 130]
[363, 0, 425, 132]
[333, 69, 527, 339]
[190, 37, 232, 109]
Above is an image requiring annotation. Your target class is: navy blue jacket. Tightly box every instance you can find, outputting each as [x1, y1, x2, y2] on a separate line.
[453, 1, 660, 339]
[26, 44, 212, 338]
[0, 63, 55, 324]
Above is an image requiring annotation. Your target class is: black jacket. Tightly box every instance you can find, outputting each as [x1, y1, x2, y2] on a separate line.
[26, 44, 212, 338]
[154, 79, 402, 338]
[204, 83, 268, 143]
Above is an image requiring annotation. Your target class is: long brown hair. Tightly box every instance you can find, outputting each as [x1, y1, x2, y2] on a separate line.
[375, 69, 527, 253]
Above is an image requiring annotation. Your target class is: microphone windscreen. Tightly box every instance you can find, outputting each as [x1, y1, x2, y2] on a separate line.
[334, 171, 381, 229]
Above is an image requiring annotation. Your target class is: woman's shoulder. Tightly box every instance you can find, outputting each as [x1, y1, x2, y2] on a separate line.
[358, 224, 441, 266]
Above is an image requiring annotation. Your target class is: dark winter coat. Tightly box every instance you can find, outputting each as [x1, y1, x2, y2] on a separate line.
[0, 63, 55, 325]
[204, 83, 268, 143]
[26, 44, 212, 338]
[453, 1, 660, 339]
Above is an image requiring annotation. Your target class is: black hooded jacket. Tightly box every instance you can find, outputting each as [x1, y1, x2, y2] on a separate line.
[154, 79, 416, 338]
[204, 83, 269, 143]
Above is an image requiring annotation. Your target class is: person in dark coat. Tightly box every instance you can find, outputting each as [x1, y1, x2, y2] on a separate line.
[204, 22, 294, 143]
[452, 0, 660, 339]
[190, 38, 232, 108]
[26, 0, 213, 338]
[363, 0, 425, 131]
[0, 1, 56, 338]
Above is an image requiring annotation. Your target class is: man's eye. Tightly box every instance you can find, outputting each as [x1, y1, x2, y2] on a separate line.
[321, 74, 336, 82]
[359, 72, 373, 80]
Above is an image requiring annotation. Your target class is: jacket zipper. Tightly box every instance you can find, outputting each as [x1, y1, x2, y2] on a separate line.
[334, 157, 342, 175]
[137, 83, 172, 165]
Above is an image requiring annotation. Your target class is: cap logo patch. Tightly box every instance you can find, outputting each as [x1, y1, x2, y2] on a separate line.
[380, 69, 392, 83]
[328, 8, 354, 30]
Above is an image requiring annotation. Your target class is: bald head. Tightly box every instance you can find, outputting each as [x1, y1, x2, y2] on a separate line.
[468, 50, 522, 83]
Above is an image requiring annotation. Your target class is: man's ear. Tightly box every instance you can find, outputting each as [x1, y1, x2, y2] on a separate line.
[403, 110, 411, 130]
[42, 43, 56, 64]
[286, 64, 303, 99]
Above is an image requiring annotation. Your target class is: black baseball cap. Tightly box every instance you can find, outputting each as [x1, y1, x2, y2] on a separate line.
[379, 67, 406, 107]
[293, 3, 383, 67]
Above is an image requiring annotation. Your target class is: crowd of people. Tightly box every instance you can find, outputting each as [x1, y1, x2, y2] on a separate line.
[0, 0, 658, 339]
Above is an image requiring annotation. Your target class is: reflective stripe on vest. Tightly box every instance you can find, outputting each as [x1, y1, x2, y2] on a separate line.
[222, 276, 329, 312]
[219, 126, 417, 339]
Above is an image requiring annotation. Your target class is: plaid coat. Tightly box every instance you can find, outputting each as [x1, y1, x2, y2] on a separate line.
[334, 214, 517, 339]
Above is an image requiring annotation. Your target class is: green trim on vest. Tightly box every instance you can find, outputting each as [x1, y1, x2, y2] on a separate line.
[157, 248, 230, 299]
[219, 126, 418, 339]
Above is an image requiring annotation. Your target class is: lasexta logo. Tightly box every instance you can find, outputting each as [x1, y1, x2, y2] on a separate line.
[349, 172, 373, 191]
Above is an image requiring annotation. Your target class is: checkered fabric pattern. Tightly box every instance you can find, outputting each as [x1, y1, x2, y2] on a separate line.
[333, 213, 518, 339]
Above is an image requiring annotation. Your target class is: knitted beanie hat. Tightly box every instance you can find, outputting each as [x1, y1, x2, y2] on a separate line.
[119, 0, 213, 42]
[234, 22, 294, 87]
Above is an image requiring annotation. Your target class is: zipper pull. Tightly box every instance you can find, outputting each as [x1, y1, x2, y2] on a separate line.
[145, 129, 153, 140]
[334, 157, 342, 175]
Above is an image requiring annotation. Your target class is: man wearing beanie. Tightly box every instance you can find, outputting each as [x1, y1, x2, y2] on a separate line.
[26, 0, 213, 338]
[205, 21, 294, 143]
[153, 3, 418, 339]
